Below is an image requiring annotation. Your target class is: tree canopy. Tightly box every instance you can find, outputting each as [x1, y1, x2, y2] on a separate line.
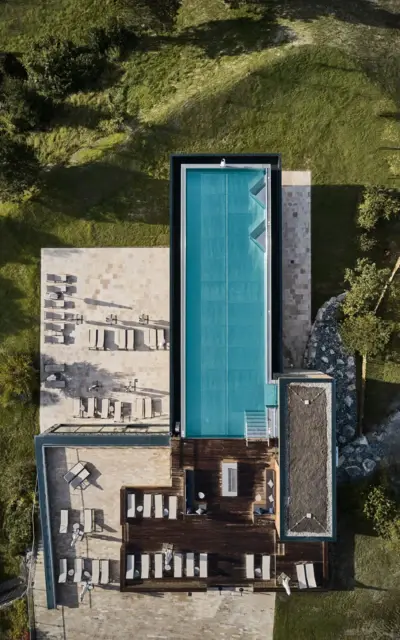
[342, 258, 390, 317]
[340, 313, 391, 357]
[357, 186, 400, 231]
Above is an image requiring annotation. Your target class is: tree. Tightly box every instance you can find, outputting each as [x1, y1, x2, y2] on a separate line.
[363, 484, 398, 538]
[24, 37, 105, 100]
[340, 312, 391, 357]
[342, 258, 390, 317]
[357, 186, 400, 231]
[0, 76, 53, 132]
[0, 351, 38, 406]
[358, 232, 376, 253]
[0, 133, 41, 201]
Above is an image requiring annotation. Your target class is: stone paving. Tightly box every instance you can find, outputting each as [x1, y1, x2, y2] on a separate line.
[281, 171, 311, 369]
[40, 249, 170, 433]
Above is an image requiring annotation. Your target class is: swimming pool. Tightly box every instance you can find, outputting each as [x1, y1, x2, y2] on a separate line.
[183, 167, 270, 438]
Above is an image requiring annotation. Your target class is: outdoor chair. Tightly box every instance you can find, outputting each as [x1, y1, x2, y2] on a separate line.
[126, 554, 135, 580]
[127, 493, 135, 518]
[185, 553, 194, 578]
[305, 563, 317, 588]
[262, 555, 271, 580]
[59, 510, 68, 534]
[58, 559, 67, 583]
[96, 328, 105, 350]
[73, 397, 83, 418]
[174, 553, 182, 578]
[144, 397, 152, 419]
[168, 496, 178, 520]
[100, 559, 109, 584]
[143, 494, 152, 518]
[74, 558, 83, 583]
[127, 329, 135, 350]
[101, 398, 109, 419]
[157, 329, 165, 349]
[141, 554, 150, 579]
[199, 553, 208, 578]
[113, 400, 122, 422]
[149, 329, 157, 350]
[154, 554, 163, 579]
[154, 494, 163, 518]
[296, 563, 307, 589]
[91, 559, 100, 585]
[89, 329, 97, 350]
[118, 329, 127, 350]
[135, 397, 144, 419]
[245, 554, 254, 579]
[84, 508, 94, 533]
[87, 397, 96, 418]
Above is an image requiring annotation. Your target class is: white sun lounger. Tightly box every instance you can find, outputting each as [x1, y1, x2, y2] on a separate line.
[144, 397, 152, 419]
[141, 554, 150, 579]
[127, 493, 135, 518]
[154, 554, 163, 579]
[245, 554, 254, 579]
[73, 397, 82, 418]
[174, 553, 183, 578]
[96, 328, 105, 350]
[186, 553, 195, 578]
[262, 555, 271, 580]
[118, 329, 127, 350]
[100, 560, 109, 584]
[114, 400, 122, 422]
[87, 397, 95, 418]
[154, 494, 163, 518]
[89, 329, 97, 349]
[84, 508, 94, 533]
[52, 299, 65, 308]
[101, 398, 109, 419]
[157, 329, 164, 348]
[199, 553, 208, 578]
[54, 284, 67, 293]
[305, 563, 317, 588]
[126, 554, 135, 580]
[74, 558, 83, 583]
[55, 274, 68, 283]
[92, 559, 100, 585]
[296, 563, 307, 589]
[149, 329, 157, 350]
[127, 329, 135, 350]
[135, 397, 144, 419]
[143, 494, 152, 518]
[58, 559, 67, 583]
[52, 335, 65, 344]
[59, 510, 68, 534]
[169, 496, 178, 520]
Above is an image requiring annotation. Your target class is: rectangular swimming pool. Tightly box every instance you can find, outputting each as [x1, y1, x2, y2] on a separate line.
[182, 166, 270, 438]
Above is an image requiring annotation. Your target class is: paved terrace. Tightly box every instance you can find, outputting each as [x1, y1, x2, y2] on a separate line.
[40, 248, 170, 433]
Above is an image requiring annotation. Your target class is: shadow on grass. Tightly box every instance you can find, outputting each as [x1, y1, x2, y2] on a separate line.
[364, 377, 400, 430]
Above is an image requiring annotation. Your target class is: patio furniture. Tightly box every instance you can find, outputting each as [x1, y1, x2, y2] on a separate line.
[245, 554, 254, 579]
[137, 505, 143, 514]
[59, 510, 68, 534]
[157, 329, 165, 349]
[174, 553, 183, 578]
[89, 329, 97, 350]
[84, 508, 94, 533]
[138, 313, 149, 324]
[135, 397, 144, 419]
[126, 554, 135, 580]
[45, 363, 65, 373]
[74, 558, 83, 583]
[185, 553, 194, 578]
[143, 494, 152, 518]
[305, 563, 317, 588]
[118, 329, 127, 350]
[73, 397, 83, 418]
[127, 493, 135, 518]
[55, 274, 68, 283]
[101, 398, 110, 419]
[96, 328, 105, 350]
[46, 329, 64, 336]
[154, 494, 163, 518]
[199, 553, 208, 578]
[64, 461, 85, 483]
[52, 300, 65, 308]
[53, 284, 67, 294]
[149, 329, 157, 350]
[127, 329, 135, 350]
[141, 554, 150, 579]
[46, 379, 66, 389]
[87, 397, 96, 418]
[58, 559, 67, 584]
[169, 496, 178, 520]
[296, 563, 307, 589]
[113, 400, 122, 422]
[100, 560, 109, 584]
[92, 559, 100, 585]
[154, 554, 163, 579]
[144, 397, 152, 419]
[70, 467, 90, 490]
[262, 555, 271, 580]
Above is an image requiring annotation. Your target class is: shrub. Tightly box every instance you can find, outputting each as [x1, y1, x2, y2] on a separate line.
[0, 351, 38, 406]
[0, 77, 53, 132]
[363, 485, 398, 538]
[358, 232, 376, 253]
[124, 0, 182, 33]
[357, 186, 400, 231]
[340, 312, 391, 357]
[0, 52, 28, 82]
[343, 258, 390, 316]
[3, 496, 33, 556]
[0, 133, 41, 201]
[87, 20, 138, 57]
[24, 37, 105, 100]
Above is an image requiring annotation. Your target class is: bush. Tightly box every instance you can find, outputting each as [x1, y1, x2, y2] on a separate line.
[343, 258, 390, 316]
[3, 496, 33, 556]
[87, 20, 138, 57]
[0, 351, 38, 406]
[340, 312, 391, 357]
[0, 133, 41, 201]
[124, 0, 182, 33]
[358, 232, 377, 253]
[0, 77, 53, 132]
[357, 186, 400, 231]
[0, 52, 28, 83]
[24, 37, 105, 100]
[363, 484, 398, 538]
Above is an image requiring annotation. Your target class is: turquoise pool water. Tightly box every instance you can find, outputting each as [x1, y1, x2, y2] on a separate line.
[185, 168, 267, 438]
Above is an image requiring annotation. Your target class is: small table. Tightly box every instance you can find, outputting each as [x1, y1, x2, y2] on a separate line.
[68, 569, 74, 577]
[64, 462, 85, 484]
[70, 468, 90, 489]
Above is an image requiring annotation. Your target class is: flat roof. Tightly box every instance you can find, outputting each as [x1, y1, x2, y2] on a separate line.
[279, 377, 336, 541]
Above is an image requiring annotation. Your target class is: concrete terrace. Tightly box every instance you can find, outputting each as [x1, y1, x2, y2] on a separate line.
[40, 248, 170, 433]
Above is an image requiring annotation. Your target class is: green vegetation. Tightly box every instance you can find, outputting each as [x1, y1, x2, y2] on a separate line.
[0, 0, 397, 636]
[0, 351, 38, 408]
[357, 186, 400, 232]
[342, 259, 390, 317]
[363, 483, 399, 539]
[341, 312, 391, 358]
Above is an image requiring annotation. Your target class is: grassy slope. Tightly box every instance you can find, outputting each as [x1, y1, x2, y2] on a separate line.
[0, 0, 398, 635]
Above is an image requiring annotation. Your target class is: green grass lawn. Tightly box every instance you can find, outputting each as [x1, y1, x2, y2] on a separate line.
[0, 0, 399, 636]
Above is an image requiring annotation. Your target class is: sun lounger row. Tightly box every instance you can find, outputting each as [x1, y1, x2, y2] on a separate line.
[88, 328, 105, 350]
[58, 558, 109, 585]
[125, 552, 207, 580]
[245, 554, 271, 580]
[295, 562, 317, 589]
[59, 508, 95, 534]
[126, 493, 178, 519]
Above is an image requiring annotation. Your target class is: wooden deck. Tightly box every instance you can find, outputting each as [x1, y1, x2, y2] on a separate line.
[120, 438, 327, 592]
